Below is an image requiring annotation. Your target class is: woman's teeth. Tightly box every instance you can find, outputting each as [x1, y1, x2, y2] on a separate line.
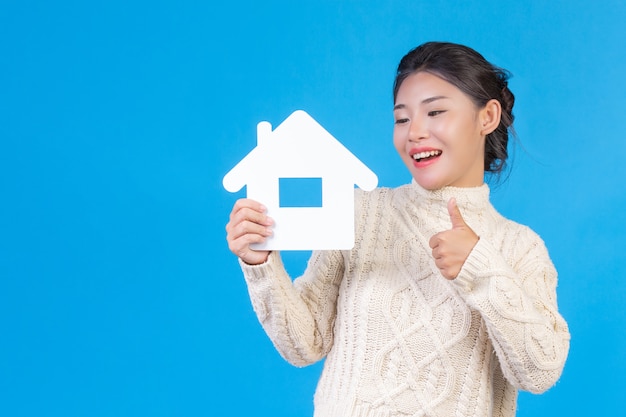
[413, 150, 442, 161]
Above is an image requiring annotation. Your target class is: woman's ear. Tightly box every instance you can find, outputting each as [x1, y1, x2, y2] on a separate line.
[479, 99, 502, 136]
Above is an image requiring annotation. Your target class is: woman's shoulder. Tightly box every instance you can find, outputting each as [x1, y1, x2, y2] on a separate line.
[354, 183, 412, 202]
[495, 212, 542, 238]
[354, 184, 410, 212]
[493, 213, 552, 258]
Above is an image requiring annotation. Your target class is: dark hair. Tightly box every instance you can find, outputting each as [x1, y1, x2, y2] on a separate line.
[393, 42, 515, 174]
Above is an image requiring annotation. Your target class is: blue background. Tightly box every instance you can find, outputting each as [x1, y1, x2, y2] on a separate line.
[2, 1, 625, 416]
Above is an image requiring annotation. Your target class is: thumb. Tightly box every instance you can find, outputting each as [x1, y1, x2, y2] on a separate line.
[447, 197, 466, 229]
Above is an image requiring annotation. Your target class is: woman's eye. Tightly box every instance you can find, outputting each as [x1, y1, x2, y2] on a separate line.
[395, 118, 409, 124]
[428, 110, 445, 117]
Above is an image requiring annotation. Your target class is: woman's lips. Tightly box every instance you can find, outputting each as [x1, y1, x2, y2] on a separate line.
[410, 148, 442, 167]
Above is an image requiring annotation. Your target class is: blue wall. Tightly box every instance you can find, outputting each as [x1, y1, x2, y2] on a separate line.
[2, 1, 625, 416]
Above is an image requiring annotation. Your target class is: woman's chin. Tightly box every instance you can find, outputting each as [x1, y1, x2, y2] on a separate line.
[413, 176, 444, 190]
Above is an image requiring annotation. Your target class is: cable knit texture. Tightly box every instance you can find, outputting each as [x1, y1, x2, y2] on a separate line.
[240, 182, 570, 417]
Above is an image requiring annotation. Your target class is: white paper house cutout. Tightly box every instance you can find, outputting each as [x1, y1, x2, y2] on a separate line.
[223, 110, 378, 250]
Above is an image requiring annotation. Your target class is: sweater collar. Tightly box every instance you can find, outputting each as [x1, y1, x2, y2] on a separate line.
[408, 179, 491, 213]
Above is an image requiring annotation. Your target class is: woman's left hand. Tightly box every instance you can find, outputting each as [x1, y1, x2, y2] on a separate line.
[429, 198, 480, 280]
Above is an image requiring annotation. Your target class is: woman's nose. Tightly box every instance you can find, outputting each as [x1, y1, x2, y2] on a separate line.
[408, 118, 428, 142]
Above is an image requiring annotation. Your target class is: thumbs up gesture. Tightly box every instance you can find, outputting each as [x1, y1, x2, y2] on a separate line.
[429, 198, 480, 280]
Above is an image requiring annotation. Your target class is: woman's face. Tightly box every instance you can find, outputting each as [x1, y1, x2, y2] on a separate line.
[393, 71, 491, 190]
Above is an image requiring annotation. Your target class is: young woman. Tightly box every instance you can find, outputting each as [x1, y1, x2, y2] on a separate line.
[226, 41, 570, 417]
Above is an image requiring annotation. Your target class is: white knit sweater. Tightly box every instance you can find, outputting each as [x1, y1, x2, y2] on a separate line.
[240, 182, 570, 417]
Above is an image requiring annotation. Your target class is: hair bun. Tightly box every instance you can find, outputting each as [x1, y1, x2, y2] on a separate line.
[500, 85, 515, 127]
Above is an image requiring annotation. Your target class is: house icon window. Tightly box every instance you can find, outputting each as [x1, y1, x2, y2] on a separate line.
[223, 110, 378, 251]
[279, 177, 323, 208]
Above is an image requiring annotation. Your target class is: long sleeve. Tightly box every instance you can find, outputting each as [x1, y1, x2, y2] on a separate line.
[451, 225, 570, 393]
[240, 249, 345, 367]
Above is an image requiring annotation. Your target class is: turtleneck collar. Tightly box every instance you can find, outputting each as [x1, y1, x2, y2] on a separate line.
[408, 179, 491, 213]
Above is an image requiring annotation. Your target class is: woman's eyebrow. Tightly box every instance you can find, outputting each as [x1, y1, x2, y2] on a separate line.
[393, 95, 449, 110]
[422, 95, 449, 104]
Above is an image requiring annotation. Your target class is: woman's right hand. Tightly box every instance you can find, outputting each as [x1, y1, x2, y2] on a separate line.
[226, 198, 273, 265]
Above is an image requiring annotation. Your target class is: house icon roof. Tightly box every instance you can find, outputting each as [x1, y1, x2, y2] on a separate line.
[222, 110, 378, 250]
[223, 110, 378, 193]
